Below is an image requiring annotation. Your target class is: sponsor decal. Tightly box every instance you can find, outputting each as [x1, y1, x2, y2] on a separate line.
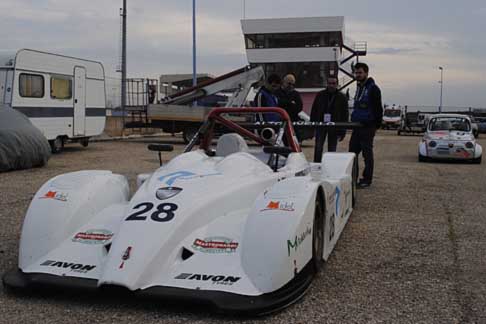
[455, 148, 471, 158]
[254, 121, 340, 127]
[287, 227, 312, 256]
[175, 273, 241, 286]
[261, 201, 295, 212]
[40, 260, 96, 273]
[192, 237, 239, 254]
[335, 187, 341, 217]
[119, 246, 132, 269]
[40, 190, 68, 202]
[158, 171, 221, 186]
[72, 229, 113, 245]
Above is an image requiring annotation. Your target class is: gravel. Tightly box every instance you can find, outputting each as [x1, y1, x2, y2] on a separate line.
[0, 132, 485, 324]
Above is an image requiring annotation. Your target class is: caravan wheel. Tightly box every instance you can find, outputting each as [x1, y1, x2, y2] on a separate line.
[80, 138, 89, 147]
[50, 137, 64, 154]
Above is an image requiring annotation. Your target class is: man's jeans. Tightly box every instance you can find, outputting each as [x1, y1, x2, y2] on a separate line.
[349, 127, 376, 184]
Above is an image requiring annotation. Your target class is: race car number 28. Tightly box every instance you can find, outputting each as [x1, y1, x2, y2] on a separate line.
[125, 202, 178, 222]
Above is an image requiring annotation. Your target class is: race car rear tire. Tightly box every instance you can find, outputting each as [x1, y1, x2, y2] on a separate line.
[312, 196, 325, 273]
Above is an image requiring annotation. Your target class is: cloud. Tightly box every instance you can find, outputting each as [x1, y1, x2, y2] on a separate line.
[369, 47, 420, 55]
[1, 0, 485, 107]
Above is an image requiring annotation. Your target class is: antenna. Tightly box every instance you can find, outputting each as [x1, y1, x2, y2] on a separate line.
[243, 0, 246, 19]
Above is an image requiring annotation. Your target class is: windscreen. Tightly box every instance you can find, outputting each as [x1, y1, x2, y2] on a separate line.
[429, 117, 471, 132]
[384, 109, 401, 117]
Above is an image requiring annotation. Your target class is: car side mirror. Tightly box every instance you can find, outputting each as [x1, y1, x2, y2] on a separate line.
[148, 144, 174, 166]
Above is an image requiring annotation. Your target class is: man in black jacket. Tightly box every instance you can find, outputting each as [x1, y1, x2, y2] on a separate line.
[276, 74, 303, 122]
[349, 62, 383, 188]
[310, 76, 349, 163]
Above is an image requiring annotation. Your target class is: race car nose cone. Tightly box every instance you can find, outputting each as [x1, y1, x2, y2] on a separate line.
[156, 187, 183, 200]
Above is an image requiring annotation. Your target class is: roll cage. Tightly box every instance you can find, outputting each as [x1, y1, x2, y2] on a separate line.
[184, 107, 301, 154]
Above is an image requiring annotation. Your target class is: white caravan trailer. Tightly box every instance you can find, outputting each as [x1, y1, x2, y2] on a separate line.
[0, 49, 106, 153]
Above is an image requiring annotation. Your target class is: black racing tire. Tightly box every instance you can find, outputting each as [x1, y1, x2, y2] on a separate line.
[312, 196, 325, 273]
[49, 136, 64, 154]
[472, 156, 482, 164]
[352, 156, 358, 208]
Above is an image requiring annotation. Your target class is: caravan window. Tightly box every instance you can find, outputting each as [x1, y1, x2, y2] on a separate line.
[50, 76, 72, 100]
[19, 74, 44, 98]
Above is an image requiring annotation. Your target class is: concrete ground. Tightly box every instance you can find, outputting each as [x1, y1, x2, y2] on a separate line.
[0, 131, 485, 324]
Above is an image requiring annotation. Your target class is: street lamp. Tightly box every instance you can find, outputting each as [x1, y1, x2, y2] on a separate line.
[192, 0, 197, 106]
[438, 66, 444, 113]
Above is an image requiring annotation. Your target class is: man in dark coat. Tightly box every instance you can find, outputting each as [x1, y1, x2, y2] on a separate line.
[276, 74, 303, 122]
[310, 76, 349, 162]
[349, 62, 383, 188]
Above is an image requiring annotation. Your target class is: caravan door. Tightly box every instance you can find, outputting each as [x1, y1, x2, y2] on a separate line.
[74, 66, 86, 136]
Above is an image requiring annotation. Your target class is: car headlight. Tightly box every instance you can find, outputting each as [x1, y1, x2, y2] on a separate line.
[156, 187, 183, 200]
[465, 142, 474, 149]
[428, 141, 437, 148]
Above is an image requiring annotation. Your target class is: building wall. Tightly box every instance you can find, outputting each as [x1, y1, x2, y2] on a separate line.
[246, 47, 341, 63]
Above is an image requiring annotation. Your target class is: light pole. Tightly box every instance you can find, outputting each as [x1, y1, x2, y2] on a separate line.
[192, 0, 197, 106]
[438, 66, 443, 113]
[121, 0, 127, 127]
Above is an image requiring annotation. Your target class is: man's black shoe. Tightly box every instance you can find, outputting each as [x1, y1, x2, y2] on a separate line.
[357, 180, 371, 189]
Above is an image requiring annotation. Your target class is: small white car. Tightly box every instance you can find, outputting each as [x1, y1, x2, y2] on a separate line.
[419, 114, 482, 164]
[3, 108, 357, 315]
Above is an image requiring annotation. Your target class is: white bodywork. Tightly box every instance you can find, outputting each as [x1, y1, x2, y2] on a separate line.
[16, 147, 355, 299]
[382, 109, 401, 129]
[418, 114, 482, 161]
[0, 49, 106, 141]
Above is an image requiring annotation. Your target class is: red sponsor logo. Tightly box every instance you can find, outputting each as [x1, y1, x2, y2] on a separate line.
[73, 231, 113, 244]
[119, 246, 132, 269]
[261, 201, 295, 212]
[193, 239, 238, 250]
[40, 190, 68, 202]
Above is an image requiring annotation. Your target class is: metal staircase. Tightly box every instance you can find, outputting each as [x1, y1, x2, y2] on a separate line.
[339, 41, 368, 91]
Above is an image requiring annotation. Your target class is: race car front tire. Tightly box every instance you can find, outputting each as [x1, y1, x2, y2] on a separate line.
[472, 156, 482, 164]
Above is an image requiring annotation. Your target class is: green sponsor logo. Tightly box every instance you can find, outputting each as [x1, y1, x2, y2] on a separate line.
[287, 227, 312, 256]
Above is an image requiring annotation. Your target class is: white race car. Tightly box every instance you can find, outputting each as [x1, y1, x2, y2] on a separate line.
[419, 114, 482, 164]
[3, 108, 357, 315]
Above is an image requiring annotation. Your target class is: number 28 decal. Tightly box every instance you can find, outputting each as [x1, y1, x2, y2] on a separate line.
[126, 202, 178, 222]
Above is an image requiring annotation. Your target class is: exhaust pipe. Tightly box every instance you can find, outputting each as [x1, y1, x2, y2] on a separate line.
[261, 128, 276, 142]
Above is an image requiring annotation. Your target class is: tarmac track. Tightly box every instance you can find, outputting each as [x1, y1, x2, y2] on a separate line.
[0, 131, 485, 324]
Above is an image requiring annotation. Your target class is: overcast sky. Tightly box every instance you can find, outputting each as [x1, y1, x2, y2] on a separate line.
[2, 0, 486, 108]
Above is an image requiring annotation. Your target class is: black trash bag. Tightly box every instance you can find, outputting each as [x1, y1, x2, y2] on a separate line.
[0, 106, 51, 172]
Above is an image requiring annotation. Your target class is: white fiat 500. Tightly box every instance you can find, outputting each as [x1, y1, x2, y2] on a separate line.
[419, 114, 482, 164]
